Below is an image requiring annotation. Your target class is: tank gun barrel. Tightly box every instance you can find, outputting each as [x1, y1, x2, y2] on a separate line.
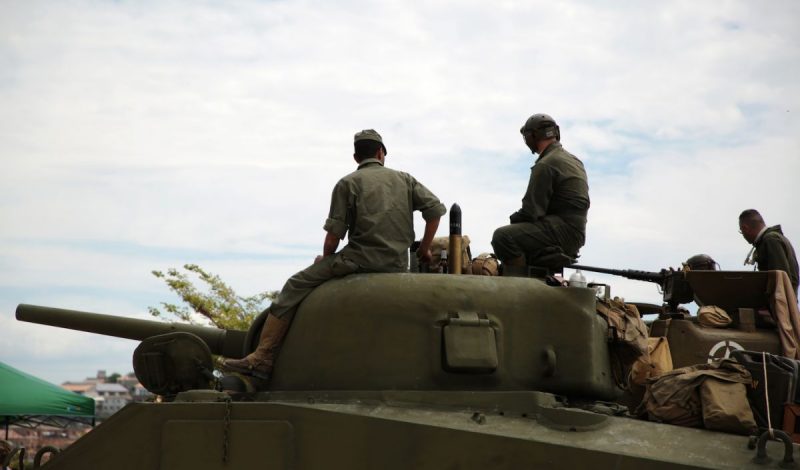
[15, 304, 247, 358]
[570, 264, 666, 284]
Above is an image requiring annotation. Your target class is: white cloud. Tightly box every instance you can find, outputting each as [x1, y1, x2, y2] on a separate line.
[1, 0, 799, 384]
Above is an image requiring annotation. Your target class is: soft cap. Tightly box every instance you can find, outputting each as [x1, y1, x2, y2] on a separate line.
[354, 129, 387, 154]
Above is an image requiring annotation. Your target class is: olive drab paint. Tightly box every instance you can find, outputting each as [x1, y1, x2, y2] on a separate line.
[13, 266, 789, 469]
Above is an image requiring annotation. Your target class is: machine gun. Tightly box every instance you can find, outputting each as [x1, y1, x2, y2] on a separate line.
[570, 264, 695, 313]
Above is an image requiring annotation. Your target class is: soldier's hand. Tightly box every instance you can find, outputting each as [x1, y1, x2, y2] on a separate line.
[417, 248, 433, 264]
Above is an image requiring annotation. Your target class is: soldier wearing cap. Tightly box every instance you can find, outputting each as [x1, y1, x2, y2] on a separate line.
[491, 114, 590, 267]
[221, 129, 446, 384]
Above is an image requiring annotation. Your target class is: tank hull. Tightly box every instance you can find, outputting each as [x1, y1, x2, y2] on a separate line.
[40, 392, 772, 470]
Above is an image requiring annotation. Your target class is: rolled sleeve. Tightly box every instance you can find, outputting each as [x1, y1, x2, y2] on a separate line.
[421, 202, 446, 221]
[324, 180, 351, 239]
[323, 218, 348, 239]
[411, 178, 446, 221]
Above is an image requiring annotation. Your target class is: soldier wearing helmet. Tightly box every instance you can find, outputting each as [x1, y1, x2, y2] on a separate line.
[492, 114, 590, 267]
[684, 254, 719, 271]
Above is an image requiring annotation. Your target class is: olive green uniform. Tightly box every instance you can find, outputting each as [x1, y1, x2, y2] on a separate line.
[754, 225, 799, 295]
[270, 158, 446, 319]
[491, 142, 589, 262]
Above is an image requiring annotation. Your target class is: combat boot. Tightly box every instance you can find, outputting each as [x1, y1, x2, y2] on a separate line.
[221, 313, 291, 380]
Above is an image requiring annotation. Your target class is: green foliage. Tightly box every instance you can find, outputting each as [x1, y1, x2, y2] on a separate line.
[106, 373, 121, 384]
[149, 264, 277, 330]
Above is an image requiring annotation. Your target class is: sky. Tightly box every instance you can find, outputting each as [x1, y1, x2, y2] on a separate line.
[1, 0, 799, 385]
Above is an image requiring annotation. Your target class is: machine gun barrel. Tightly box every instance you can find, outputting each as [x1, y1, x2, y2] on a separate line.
[15, 304, 247, 358]
[570, 264, 666, 284]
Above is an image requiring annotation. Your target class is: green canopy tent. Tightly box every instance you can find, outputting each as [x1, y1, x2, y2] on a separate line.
[0, 362, 95, 439]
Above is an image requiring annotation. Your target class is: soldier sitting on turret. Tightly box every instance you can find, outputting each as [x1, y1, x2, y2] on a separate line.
[491, 113, 590, 270]
[220, 129, 446, 384]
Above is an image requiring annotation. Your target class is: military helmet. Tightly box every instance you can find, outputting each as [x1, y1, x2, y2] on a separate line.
[684, 254, 718, 271]
[520, 113, 560, 141]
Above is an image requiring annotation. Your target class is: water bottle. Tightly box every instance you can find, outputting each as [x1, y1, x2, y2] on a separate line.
[569, 269, 587, 288]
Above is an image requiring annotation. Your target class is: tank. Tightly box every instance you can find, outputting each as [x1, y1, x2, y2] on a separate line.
[11, 267, 797, 469]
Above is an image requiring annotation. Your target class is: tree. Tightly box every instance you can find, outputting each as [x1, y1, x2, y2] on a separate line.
[149, 264, 278, 330]
[106, 373, 121, 383]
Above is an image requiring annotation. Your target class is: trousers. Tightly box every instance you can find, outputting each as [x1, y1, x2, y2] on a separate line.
[269, 254, 359, 319]
[491, 215, 585, 263]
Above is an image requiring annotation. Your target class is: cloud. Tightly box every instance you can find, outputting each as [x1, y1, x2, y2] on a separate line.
[1, 0, 798, 384]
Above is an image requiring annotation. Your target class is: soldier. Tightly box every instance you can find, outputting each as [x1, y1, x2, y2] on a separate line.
[491, 113, 590, 267]
[221, 129, 446, 383]
[739, 209, 799, 295]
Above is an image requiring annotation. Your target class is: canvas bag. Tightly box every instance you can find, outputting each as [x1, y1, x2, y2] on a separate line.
[595, 298, 649, 358]
[471, 253, 499, 276]
[700, 379, 757, 434]
[630, 336, 673, 386]
[697, 305, 732, 328]
[595, 298, 649, 388]
[641, 359, 755, 434]
[644, 387, 704, 428]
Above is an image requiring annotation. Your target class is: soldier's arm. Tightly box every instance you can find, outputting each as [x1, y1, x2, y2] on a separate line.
[323, 180, 350, 241]
[760, 236, 794, 279]
[410, 176, 446, 220]
[409, 175, 446, 263]
[517, 163, 554, 223]
[417, 216, 441, 264]
[322, 231, 340, 257]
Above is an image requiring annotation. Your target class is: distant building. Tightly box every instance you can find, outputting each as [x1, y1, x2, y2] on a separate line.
[117, 373, 152, 402]
[61, 382, 93, 396]
[61, 370, 152, 419]
[86, 383, 131, 418]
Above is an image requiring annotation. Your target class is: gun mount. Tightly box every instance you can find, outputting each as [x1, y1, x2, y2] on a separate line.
[570, 264, 694, 313]
[569, 263, 777, 318]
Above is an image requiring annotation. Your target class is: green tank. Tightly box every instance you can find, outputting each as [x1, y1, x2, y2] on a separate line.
[12, 269, 795, 469]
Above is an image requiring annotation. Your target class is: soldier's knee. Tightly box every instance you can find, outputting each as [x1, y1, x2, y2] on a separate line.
[491, 226, 518, 261]
[492, 225, 512, 243]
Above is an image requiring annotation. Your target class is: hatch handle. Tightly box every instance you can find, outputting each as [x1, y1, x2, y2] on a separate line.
[448, 312, 490, 326]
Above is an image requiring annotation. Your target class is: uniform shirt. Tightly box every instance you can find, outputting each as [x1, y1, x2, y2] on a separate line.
[755, 225, 799, 294]
[510, 142, 590, 230]
[324, 158, 446, 272]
